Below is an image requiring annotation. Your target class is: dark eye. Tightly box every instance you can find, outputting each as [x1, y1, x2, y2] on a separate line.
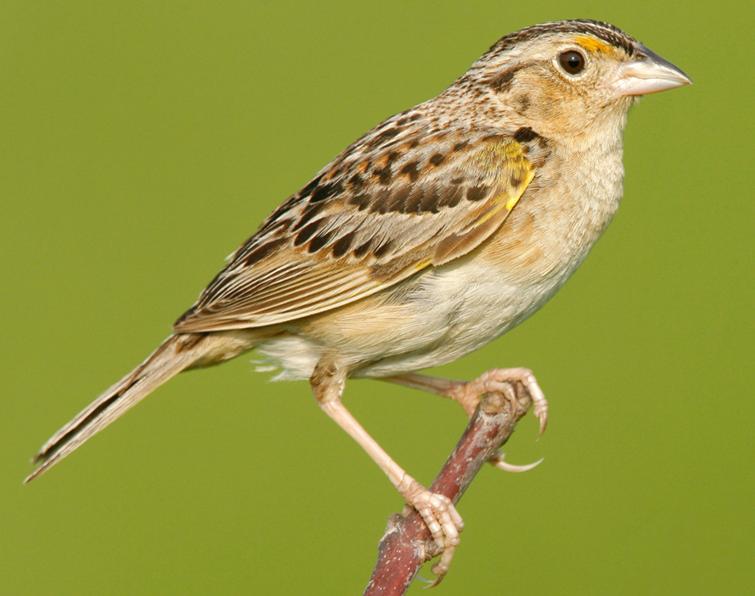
[558, 50, 585, 75]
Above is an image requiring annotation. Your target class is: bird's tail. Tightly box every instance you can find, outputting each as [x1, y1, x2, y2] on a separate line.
[25, 333, 223, 483]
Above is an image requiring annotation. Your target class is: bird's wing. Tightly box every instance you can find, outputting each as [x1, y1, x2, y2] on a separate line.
[174, 128, 540, 332]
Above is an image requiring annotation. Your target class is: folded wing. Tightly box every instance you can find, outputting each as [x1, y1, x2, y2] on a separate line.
[175, 129, 536, 332]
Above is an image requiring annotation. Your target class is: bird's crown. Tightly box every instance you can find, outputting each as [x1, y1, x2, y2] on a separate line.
[487, 19, 637, 57]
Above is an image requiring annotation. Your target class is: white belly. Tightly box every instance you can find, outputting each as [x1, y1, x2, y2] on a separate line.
[353, 257, 578, 377]
[255, 255, 581, 381]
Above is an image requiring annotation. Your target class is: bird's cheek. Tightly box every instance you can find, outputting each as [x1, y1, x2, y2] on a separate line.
[517, 86, 561, 130]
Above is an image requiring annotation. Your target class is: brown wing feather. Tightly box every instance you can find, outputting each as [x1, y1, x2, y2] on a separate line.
[174, 126, 539, 333]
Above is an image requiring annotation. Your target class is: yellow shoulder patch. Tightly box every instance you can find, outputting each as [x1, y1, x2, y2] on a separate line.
[472, 138, 534, 223]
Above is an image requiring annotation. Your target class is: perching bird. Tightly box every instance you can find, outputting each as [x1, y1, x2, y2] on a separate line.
[27, 19, 690, 580]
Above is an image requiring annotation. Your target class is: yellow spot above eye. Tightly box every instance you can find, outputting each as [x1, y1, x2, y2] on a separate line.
[574, 35, 612, 54]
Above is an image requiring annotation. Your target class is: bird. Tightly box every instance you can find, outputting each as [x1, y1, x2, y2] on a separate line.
[26, 19, 690, 581]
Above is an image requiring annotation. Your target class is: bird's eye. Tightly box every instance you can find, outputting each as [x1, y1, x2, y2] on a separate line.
[558, 50, 586, 75]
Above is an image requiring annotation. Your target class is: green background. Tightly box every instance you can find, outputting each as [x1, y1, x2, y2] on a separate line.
[1, 1, 752, 594]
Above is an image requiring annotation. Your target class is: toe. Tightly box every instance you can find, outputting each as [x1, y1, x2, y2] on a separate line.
[408, 490, 464, 584]
[533, 399, 548, 435]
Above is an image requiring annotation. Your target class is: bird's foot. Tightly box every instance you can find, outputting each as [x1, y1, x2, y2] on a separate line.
[450, 367, 548, 433]
[401, 480, 464, 586]
[449, 368, 547, 473]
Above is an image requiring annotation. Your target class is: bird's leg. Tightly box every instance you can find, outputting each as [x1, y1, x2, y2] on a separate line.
[386, 368, 548, 431]
[311, 359, 463, 581]
[383, 373, 478, 415]
[384, 368, 548, 472]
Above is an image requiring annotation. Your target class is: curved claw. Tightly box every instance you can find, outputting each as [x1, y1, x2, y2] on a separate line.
[489, 452, 543, 473]
[533, 398, 548, 436]
[426, 572, 445, 589]
[416, 574, 434, 588]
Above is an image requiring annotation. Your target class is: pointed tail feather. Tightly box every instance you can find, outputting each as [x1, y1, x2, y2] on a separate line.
[25, 333, 212, 483]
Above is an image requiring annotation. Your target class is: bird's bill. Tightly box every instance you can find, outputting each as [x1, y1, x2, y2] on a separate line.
[613, 46, 692, 96]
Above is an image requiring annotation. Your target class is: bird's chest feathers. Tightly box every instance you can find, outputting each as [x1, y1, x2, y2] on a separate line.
[482, 133, 625, 286]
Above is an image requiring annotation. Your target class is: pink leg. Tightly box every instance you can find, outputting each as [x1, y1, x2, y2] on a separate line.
[311, 360, 463, 583]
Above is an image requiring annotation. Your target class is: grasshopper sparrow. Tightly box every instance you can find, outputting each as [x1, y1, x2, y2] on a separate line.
[27, 19, 690, 580]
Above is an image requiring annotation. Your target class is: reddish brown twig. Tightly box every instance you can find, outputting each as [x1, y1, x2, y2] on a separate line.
[364, 389, 531, 595]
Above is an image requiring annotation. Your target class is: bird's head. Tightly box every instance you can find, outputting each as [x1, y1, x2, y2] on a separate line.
[457, 20, 691, 139]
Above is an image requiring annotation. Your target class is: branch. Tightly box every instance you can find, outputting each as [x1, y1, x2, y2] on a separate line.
[364, 388, 532, 595]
